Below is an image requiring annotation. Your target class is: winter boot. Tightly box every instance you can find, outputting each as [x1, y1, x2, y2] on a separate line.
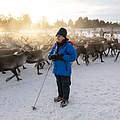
[54, 96, 63, 102]
[60, 99, 69, 107]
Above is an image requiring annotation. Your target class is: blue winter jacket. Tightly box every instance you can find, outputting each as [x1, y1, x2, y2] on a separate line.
[48, 40, 77, 76]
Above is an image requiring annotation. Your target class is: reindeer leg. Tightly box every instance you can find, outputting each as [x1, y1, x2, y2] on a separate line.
[23, 65, 27, 69]
[82, 55, 84, 60]
[17, 68, 21, 73]
[106, 48, 110, 56]
[46, 60, 50, 65]
[104, 51, 107, 57]
[110, 49, 114, 57]
[115, 49, 118, 54]
[39, 62, 44, 69]
[114, 51, 120, 62]
[100, 52, 104, 62]
[92, 53, 99, 62]
[113, 49, 116, 56]
[86, 59, 89, 66]
[91, 53, 95, 57]
[76, 59, 80, 65]
[82, 54, 85, 60]
[6, 74, 16, 82]
[37, 64, 43, 75]
[13, 69, 22, 81]
[9, 69, 22, 81]
[85, 55, 89, 66]
[41, 62, 46, 69]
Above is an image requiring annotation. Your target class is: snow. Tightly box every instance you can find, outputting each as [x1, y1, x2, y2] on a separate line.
[0, 56, 120, 120]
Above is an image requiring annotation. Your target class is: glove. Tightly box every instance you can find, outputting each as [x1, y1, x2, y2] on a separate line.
[48, 54, 63, 60]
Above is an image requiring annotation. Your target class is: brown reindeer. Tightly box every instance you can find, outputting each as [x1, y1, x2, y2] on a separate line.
[91, 42, 108, 62]
[0, 51, 29, 82]
[106, 38, 118, 56]
[0, 48, 27, 73]
[26, 50, 45, 75]
[75, 45, 88, 65]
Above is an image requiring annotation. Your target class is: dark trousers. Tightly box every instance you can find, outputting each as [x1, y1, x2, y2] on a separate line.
[55, 75, 71, 100]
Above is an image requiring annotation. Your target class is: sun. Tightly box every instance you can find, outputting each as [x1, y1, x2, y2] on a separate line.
[0, 0, 54, 22]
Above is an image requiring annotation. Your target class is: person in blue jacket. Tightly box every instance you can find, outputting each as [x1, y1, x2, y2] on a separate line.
[48, 28, 77, 107]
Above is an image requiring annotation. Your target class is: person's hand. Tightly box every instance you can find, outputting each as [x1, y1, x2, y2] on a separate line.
[48, 54, 63, 60]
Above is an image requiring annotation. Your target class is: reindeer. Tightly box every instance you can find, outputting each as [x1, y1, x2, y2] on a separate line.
[75, 45, 87, 65]
[26, 50, 46, 75]
[75, 40, 109, 65]
[106, 38, 118, 56]
[91, 42, 108, 62]
[0, 48, 28, 73]
[0, 51, 29, 82]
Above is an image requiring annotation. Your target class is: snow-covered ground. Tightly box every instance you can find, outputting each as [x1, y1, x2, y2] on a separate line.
[0, 56, 120, 120]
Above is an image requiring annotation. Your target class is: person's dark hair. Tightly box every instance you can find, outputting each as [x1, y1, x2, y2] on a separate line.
[56, 28, 67, 38]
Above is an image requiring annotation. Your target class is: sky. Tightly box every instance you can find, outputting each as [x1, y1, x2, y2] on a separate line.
[0, 0, 120, 23]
